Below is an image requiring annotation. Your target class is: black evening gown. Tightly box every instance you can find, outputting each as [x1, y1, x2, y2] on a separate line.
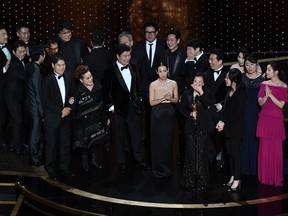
[179, 89, 213, 190]
[151, 103, 176, 178]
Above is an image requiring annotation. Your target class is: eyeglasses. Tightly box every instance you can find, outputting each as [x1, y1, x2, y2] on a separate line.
[59, 30, 71, 35]
[145, 31, 156, 34]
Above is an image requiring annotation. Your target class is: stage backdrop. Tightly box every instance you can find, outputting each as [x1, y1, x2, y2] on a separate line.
[1, 0, 288, 52]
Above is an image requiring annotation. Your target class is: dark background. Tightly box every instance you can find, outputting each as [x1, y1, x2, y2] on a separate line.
[1, 0, 288, 53]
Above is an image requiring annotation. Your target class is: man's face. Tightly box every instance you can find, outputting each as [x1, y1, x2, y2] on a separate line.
[46, 43, 59, 56]
[17, 27, 30, 43]
[0, 29, 8, 44]
[58, 28, 72, 42]
[14, 46, 26, 60]
[166, 34, 179, 52]
[186, 46, 199, 60]
[119, 36, 133, 48]
[145, 26, 158, 43]
[209, 54, 222, 70]
[117, 51, 131, 66]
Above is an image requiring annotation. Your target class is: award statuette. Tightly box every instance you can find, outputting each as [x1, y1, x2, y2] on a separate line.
[192, 96, 197, 126]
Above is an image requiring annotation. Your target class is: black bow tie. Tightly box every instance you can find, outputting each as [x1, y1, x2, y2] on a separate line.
[55, 73, 64, 79]
[121, 65, 129, 71]
[214, 70, 221, 75]
[1, 45, 6, 49]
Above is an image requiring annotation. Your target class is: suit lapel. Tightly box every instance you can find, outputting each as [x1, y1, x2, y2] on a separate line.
[51, 74, 64, 106]
[114, 63, 130, 92]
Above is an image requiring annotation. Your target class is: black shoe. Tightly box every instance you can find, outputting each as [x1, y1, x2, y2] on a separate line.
[227, 181, 241, 192]
[119, 163, 126, 173]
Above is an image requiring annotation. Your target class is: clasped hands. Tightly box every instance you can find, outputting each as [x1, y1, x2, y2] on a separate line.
[61, 97, 74, 118]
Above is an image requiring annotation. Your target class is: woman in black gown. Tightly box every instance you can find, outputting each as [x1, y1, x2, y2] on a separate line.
[149, 63, 178, 178]
[73, 65, 109, 172]
[179, 72, 214, 190]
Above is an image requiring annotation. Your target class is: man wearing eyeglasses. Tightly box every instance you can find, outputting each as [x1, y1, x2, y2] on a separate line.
[132, 21, 166, 165]
[41, 39, 59, 77]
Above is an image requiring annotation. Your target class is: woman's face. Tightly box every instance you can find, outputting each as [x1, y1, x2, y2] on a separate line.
[193, 76, 204, 87]
[225, 72, 232, 87]
[245, 60, 257, 75]
[266, 64, 277, 79]
[52, 59, 66, 75]
[237, 52, 245, 66]
[157, 65, 168, 80]
[80, 71, 94, 86]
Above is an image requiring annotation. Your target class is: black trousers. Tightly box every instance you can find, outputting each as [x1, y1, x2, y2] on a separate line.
[44, 120, 71, 176]
[6, 100, 25, 151]
[29, 116, 42, 163]
[225, 137, 242, 180]
[114, 103, 142, 164]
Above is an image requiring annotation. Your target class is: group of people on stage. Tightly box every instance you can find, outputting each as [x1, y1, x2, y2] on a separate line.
[0, 20, 287, 190]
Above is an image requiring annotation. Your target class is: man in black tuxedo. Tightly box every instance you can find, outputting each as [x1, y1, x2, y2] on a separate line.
[15, 23, 37, 64]
[0, 26, 11, 148]
[132, 21, 166, 102]
[42, 53, 75, 179]
[5, 40, 27, 156]
[163, 28, 187, 167]
[55, 20, 89, 79]
[185, 37, 209, 87]
[83, 30, 113, 84]
[132, 22, 166, 162]
[25, 45, 46, 166]
[164, 28, 187, 96]
[102, 44, 147, 173]
[205, 48, 228, 167]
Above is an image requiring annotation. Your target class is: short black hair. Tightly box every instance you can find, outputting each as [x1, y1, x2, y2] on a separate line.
[55, 20, 73, 34]
[115, 44, 131, 56]
[12, 40, 26, 52]
[30, 44, 45, 62]
[16, 22, 30, 32]
[165, 28, 181, 40]
[143, 21, 159, 31]
[90, 31, 105, 46]
[51, 53, 66, 64]
[210, 48, 225, 61]
[186, 37, 203, 50]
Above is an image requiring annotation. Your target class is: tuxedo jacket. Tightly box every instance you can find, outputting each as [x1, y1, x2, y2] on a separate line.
[102, 63, 142, 117]
[204, 66, 228, 123]
[164, 48, 187, 95]
[22, 39, 37, 65]
[132, 39, 166, 100]
[25, 62, 43, 117]
[219, 87, 246, 138]
[186, 53, 209, 85]
[0, 45, 12, 92]
[5, 56, 26, 103]
[83, 47, 113, 84]
[42, 72, 75, 128]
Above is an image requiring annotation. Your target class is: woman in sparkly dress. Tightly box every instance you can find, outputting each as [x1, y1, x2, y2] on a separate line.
[179, 72, 214, 190]
[149, 63, 178, 178]
[241, 53, 265, 176]
[257, 62, 288, 187]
